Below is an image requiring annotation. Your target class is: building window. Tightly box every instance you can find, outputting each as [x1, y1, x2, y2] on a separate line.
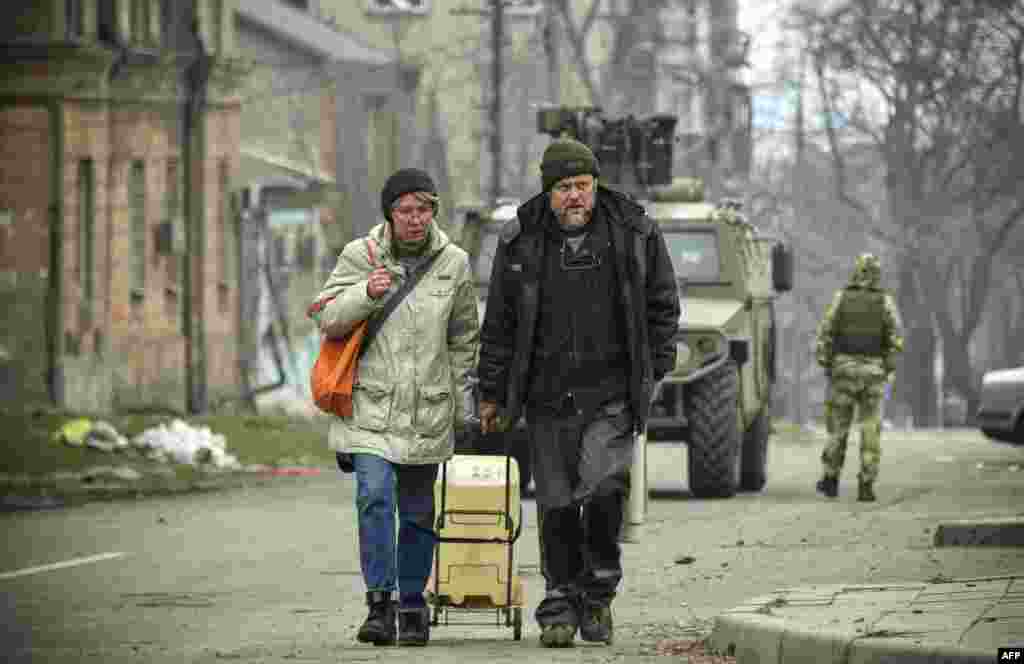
[280, 0, 309, 10]
[164, 158, 180, 235]
[218, 160, 234, 283]
[217, 160, 234, 312]
[77, 159, 95, 321]
[130, 160, 146, 298]
[131, 0, 150, 43]
[164, 158, 181, 315]
[66, 0, 85, 39]
[210, 0, 223, 53]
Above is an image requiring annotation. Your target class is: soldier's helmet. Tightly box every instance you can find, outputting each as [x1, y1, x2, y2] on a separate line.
[851, 253, 882, 288]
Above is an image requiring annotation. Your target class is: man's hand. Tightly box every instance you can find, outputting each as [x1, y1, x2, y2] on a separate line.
[479, 400, 498, 435]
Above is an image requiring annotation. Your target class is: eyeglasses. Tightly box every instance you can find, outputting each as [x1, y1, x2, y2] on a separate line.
[553, 179, 594, 195]
[392, 204, 434, 219]
[561, 239, 602, 271]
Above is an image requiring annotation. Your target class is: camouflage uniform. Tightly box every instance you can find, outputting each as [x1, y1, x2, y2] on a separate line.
[814, 254, 904, 500]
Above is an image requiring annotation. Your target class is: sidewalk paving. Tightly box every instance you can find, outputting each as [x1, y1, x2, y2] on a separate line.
[709, 574, 1024, 664]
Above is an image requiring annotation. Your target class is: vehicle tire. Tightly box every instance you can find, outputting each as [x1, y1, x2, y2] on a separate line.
[982, 427, 1018, 444]
[739, 409, 769, 492]
[685, 360, 741, 498]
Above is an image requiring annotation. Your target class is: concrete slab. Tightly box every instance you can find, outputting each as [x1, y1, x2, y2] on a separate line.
[933, 518, 1024, 546]
[709, 612, 785, 664]
[777, 626, 858, 664]
[868, 608, 978, 634]
[710, 577, 1024, 664]
[849, 638, 993, 664]
[959, 615, 1024, 651]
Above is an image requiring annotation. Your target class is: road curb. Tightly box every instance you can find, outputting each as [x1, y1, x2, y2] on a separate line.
[708, 581, 1010, 664]
[933, 517, 1024, 547]
[0, 466, 330, 511]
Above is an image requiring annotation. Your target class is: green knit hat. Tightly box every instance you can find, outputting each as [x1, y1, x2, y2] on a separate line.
[540, 138, 600, 192]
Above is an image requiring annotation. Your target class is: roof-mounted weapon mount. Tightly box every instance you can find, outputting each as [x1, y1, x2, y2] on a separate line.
[537, 106, 679, 192]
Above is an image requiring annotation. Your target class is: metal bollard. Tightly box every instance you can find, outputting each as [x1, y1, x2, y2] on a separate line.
[619, 425, 648, 542]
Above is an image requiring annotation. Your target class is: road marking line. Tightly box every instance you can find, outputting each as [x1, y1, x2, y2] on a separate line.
[0, 552, 127, 580]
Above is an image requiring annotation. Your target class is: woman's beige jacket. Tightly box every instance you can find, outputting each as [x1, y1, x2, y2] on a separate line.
[310, 223, 479, 464]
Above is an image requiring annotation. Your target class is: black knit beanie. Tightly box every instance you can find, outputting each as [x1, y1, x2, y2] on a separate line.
[380, 168, 437, 221]
[540, 138, 600, 192]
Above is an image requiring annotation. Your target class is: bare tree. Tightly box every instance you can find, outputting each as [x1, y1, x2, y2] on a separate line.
[798, 0, 1024, 425]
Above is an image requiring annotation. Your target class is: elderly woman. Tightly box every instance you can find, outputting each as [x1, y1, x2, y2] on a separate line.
[308, 169, 479, 646]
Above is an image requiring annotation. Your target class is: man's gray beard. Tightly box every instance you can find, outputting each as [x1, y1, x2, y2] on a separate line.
[557, 207, 592, 231]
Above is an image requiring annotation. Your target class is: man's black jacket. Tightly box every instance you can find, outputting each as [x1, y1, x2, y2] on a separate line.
[477, 185, 680, 429]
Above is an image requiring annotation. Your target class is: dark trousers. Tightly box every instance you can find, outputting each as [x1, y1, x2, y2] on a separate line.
[527, 400, 633, 627]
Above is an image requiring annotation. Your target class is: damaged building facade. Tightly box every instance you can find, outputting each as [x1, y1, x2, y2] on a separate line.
[0, 0, 247, 413]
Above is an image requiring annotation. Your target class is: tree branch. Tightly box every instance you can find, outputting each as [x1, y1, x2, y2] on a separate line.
[813, 57, 876, 228]
[555, 0, 600, 105]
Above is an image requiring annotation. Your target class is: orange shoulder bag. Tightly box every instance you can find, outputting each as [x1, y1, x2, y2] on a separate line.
[309, 239, 444, 419]
[309, 239, 378, 418]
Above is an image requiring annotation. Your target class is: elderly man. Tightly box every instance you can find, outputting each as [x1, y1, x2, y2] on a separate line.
[476, 138, 680, 647]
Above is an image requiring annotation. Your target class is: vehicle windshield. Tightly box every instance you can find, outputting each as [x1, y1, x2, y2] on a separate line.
[663, 230, 720, 282]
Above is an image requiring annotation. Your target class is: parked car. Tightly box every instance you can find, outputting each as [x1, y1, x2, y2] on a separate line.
[976, 365, 1024, 444]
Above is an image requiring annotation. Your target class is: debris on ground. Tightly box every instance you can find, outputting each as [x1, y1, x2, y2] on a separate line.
[654, 638, 735, 661]
[52, 418, 131, 452]
[132, 419, 241, 469]
[52, 418, 241, 470]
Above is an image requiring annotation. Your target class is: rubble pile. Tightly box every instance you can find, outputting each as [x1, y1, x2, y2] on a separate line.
[54, 418, 242, 470]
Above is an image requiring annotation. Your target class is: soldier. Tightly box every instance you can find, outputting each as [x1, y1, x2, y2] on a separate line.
[814, 253, 904, 502]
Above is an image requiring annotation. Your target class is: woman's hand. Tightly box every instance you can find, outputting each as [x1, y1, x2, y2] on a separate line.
[366, 267, 392, 299]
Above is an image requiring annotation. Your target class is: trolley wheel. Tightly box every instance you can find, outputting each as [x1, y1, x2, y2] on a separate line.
[513, 607, 522, 641]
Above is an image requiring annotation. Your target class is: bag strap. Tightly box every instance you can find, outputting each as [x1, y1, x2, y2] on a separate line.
[359, 245, 446, 358]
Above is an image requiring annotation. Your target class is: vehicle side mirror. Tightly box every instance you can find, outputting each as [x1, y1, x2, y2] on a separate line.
[771, 243, 794, 293]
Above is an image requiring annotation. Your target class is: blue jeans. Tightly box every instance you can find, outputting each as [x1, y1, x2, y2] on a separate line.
[351, 454, 438, 597]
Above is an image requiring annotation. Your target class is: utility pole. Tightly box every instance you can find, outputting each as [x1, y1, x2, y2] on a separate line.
[543, 1, 560, 107]
[451, 1, 508, 207]
[490, 0, 504, 207]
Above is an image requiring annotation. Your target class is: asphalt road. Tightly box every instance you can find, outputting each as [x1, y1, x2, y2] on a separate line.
[1, 428, 1022, 663]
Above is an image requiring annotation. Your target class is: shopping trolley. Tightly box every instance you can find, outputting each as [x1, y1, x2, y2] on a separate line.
[427, 452, 525, 640]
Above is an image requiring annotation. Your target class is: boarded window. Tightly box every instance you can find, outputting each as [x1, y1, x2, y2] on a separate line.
[78, 160, 95, 311]
[130, 160, 146, 296]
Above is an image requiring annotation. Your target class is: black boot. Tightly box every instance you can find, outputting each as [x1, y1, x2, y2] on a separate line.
[857, 478, 876, 502]
[357, 591, 396, 646]
[816, 475, 838, 498]
[398, 606, 430, 646]
[579, 601, 613, 644]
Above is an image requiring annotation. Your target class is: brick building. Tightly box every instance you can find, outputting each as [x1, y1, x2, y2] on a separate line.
[0, 1, 247, 414]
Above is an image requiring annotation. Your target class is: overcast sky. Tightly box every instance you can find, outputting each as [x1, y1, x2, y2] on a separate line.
[738, 0, 789, 90]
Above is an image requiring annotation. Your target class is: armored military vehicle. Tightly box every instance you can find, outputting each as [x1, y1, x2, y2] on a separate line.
[456, 107, 794, 498]
[643, 179, 793, 497]
[530, 106, 795, 498]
